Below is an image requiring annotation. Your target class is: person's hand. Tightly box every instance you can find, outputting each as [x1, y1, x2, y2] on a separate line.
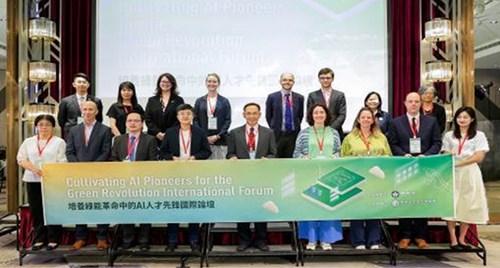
[207, 135, 218, 145]
[301, 155, 309, 159]
[33, 168, 43, 177]
[229, 156, 238, 160]
[404, 153, 412, 157]
[156, 132, 165, 141]
[188, 156, 196, 161]
[172, 156, 181, 161]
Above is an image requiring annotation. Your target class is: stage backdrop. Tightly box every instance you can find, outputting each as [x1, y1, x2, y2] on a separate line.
[95, 0, 389, 130]
[41, 155, 454, 225]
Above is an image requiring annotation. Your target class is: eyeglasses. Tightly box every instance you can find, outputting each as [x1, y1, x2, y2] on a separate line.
[126, 119, 142, 123]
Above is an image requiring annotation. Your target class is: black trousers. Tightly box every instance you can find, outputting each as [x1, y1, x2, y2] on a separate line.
[122, 224, 151, 245]
[276, 131, 299, 158]
[398, 218, 428, 240]
[26, 182, 62, 243]
[237, 222, 267, 246]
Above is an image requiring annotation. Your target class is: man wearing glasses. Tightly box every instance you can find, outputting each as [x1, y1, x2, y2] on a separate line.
[111, 110, 158, 251]
[306, 67, 347, 139]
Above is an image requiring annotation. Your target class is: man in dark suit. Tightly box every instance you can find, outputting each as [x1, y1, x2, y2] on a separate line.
[160, 104, 211, 253]
[65, 101, 112, 251]
[388, 92, 442, 249]
[265, 72, 304, 158]
[111, 111, 158, 252]
[306, 67, 346, 139]
[57, 73, 104, 138]
[226, 103, 277, 252]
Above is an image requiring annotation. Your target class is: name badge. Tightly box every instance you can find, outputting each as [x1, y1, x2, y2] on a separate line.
[77, 116, 84, 124]
[34, 159, 44, 169]
[249, 151, 256, 160]
[409, 138, 421, 154]
[208, 117, 218, 130]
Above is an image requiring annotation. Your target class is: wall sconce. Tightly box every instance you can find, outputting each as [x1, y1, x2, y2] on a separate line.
[29, 18, 57, 41]
[425, 60, 453, 82]
[424, 18, 452, 41]
[28, 61, 57, 82]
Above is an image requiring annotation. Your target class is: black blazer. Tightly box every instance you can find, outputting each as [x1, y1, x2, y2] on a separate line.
[265, 91, 304, 138]
[106, 102, 145, 135]
[57, 94, 103, 137]
[193, 94, 232, 145]
[144, 95, 184, 138]
[388, 114, 442, 156]
[226, 125, 277, 159]
[159, 125, 212, 160]
[421, 103, 446, 133]
[306, 89, 346, 136]
[111, 133, 158, 161]
[66, 122, 112, 162]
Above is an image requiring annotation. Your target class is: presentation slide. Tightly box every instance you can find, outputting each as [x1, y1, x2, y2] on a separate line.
[96, 0, 388, 130]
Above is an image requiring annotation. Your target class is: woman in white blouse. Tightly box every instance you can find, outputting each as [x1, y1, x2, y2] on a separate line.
[17, 114, 67, 251]
[441, 107, 489, 250]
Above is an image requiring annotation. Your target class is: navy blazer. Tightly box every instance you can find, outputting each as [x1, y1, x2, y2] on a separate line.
[193, 94, 232, 145]
[159, 125, 212, 160]
[265, 91, 304, 138]
[144, 95, 185, 138]
[388, 114, 442, 156]
[57, 94, 103, 137]
[111, 133, 158, 161]
[66, 122, 112, 162]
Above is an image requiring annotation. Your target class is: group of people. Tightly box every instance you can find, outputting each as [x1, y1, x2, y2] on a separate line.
[17, 67, 489, 255]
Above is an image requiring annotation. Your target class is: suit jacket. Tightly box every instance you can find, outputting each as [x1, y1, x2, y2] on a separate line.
[193, 94, 232, 145]
[226, 125, 277, 159]
[144, 95, 185, 138]
[66, 121, 112, 162]
[111, 133, 158, 161]
[265, 90, 304, 138]
[57, 94, 103, 136]
[306, 89, 346, 136]
[388, 114, 442, 156]
[159, 125, 212, 160]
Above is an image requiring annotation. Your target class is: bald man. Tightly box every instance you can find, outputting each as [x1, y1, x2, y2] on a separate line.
[388, 92, 442, 250]
[65, 100, 112, 251]
[265, 73, 304, 158]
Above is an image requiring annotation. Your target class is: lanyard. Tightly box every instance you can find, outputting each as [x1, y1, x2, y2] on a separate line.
[313, 126, 325, 152]
[283, 93, 293, 107]
[208, 96, 217, 116]
[180, 128, 192, 155]
[458, 135, 468, 155]
[408, 118, 419, 138]
[127, 134, 140, 157]
[360, 131, 371, 152]
[37, 135, 53, 156]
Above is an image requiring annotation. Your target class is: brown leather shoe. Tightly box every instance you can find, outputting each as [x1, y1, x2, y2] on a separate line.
[97, 240, 108, 251]
[415, 239, 428, 249]
[71, 240, 86, 250]
[398, 239, 410, 249]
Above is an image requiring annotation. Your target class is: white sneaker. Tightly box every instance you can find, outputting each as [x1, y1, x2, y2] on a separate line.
[355, 245, 366, 250]
[370, 245, 380, 250]
[320, 242, 332, 251]
[306, 242, 316, 250]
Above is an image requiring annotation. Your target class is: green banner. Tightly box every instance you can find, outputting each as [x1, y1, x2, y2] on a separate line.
[41, 155, 454, 224]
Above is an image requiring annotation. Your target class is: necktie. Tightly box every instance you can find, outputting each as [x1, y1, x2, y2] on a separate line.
[248, 128, 255, 151]
[129, 136, 136, 161]
[284, 93, 293, 132]
[411, 117, 417, 137]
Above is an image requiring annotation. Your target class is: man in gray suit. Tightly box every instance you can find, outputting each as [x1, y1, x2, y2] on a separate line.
[306, 67, 346, 139]
[226, 103, 277, 252]
[57, 73, 103, 138]
[111, 111, 158, 251]
[65, 101, 112, 251]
